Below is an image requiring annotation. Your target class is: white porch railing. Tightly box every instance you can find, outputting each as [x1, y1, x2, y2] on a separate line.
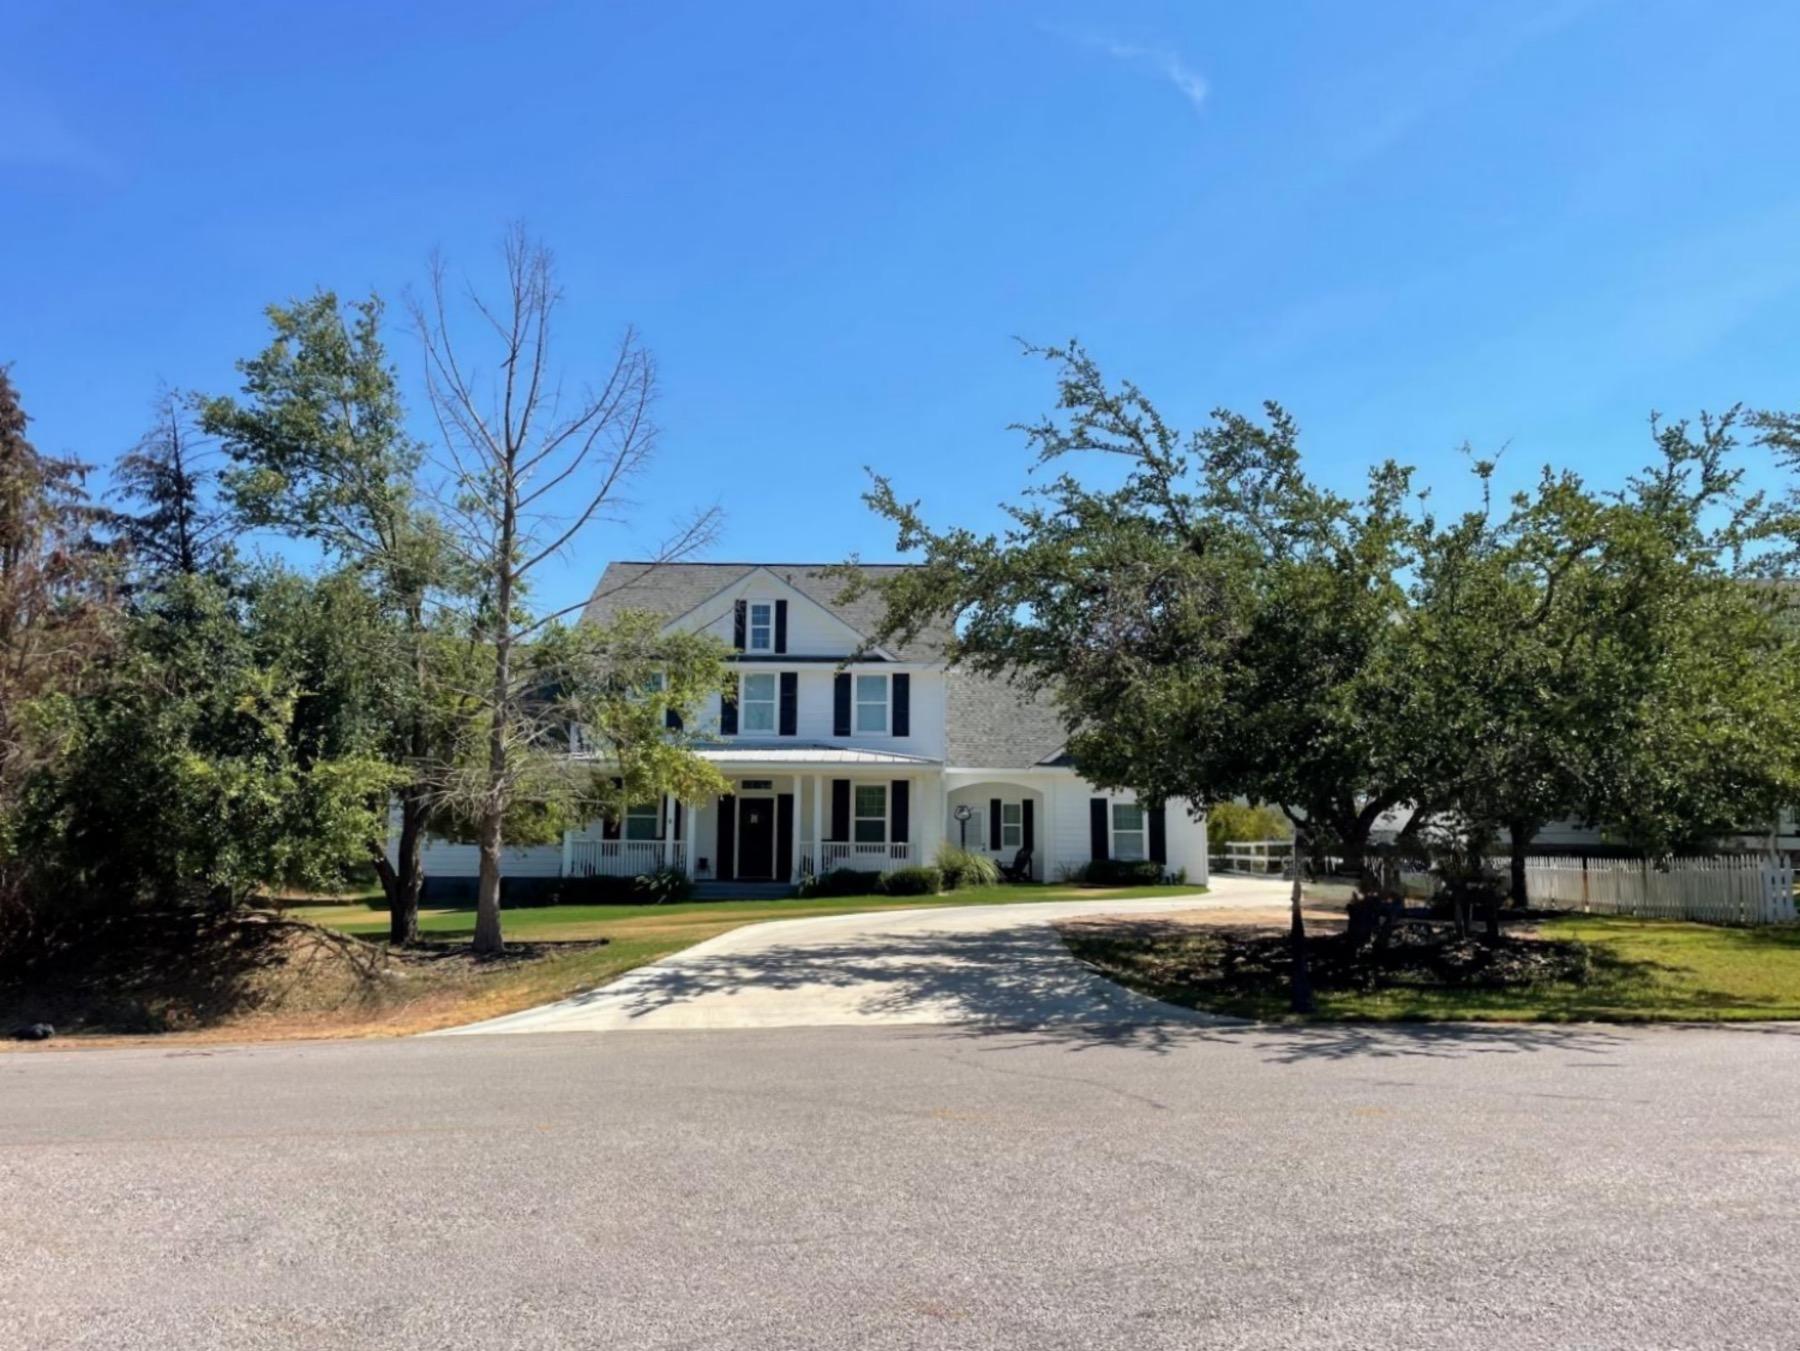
[815, 841, 910, 874]
[568, 839, 671, 878]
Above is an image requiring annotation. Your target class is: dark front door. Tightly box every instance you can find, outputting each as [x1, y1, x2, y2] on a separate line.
[737, 797, 777, 880]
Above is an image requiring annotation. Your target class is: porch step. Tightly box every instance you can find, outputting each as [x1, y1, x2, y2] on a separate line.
[692, 881, 798, 901]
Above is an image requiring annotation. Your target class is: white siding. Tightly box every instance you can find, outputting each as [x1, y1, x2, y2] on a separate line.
[400, 837, 564, 879]
[679, 567, 868, 658]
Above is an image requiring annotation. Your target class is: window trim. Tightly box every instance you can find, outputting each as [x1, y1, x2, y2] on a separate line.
[854, 672, 890, 735]
[853, 782, 889, 844]
[625, 800, 664, 842]
[738, 671, 778, 735]
[1001, 801, 1023, 850]
[746, 600, 775, 653]
[1111, 801, 1146, 862]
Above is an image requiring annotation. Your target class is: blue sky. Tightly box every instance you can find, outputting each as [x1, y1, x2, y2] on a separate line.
[6, 0, 1800, 618]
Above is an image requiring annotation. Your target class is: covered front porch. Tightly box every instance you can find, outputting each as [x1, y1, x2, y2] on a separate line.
[565, 745, 944, 887]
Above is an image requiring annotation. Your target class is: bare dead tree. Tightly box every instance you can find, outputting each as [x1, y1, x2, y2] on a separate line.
[411, 228, 718, 954]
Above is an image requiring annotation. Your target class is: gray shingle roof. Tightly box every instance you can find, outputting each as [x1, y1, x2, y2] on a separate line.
[944, 671, 1070, 769]
[581, 561, 956, 662]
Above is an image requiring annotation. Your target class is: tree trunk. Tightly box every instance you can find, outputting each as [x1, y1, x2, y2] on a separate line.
[1288, 849, 1315, 1014]
[390, 788, 426, 947]
[471, 495, 516, 957]
[1507, 819, 1532, 909]
[473, 806, 505, 954]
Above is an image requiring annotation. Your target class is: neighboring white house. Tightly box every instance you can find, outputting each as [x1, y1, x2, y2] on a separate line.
[404, 561, 1210, 892]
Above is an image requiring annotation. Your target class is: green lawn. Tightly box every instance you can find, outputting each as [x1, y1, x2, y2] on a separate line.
[291, 883, 1205, 943]
[1061, 913, 1800, 1023]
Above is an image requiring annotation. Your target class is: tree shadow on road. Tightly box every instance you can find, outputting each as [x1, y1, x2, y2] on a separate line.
[942, 1018, 1635, 1065]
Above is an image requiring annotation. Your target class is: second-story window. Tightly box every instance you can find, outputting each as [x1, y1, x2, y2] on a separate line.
[855, 674, 889, 733]
[747, 601, 774, 652]
[740, 673, 777, 733]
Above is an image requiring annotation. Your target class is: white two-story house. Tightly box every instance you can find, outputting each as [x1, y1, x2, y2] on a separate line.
[412, 562, 1210, 896]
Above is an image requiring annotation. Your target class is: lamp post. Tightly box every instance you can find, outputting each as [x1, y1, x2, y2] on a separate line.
[953, 803, 974, 849]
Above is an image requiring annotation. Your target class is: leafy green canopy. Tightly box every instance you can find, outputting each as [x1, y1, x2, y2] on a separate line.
[855, 345, 1800, 866]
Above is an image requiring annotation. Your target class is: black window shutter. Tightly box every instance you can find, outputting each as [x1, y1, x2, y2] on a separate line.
[891, 780, 910, 845]
[673, 800, 684, 842]
[891, 673, 910, 737]
[774, 600, 788, 654]
[733, 600, 747, 651]
[830, 779, 851, 842]
[989, 798, 1002, 851]
[716, 794, 736, 880]
[776, 794, 795, 880]
[1089, 798, 1110, 862]
[779, 672, 798, 736]
[1149, 805, 1167, 864]
[720, 687, 738, 735]
[833, 672, 852, 737]
[1021, 799, 1035, 851]
[665, 706, 683, 732]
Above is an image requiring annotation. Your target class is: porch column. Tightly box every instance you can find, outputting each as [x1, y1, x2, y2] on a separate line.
[789, 775, 803, 883]
[813, 772, 824, 869]
[683, 804, 697, 878]
[918, 773, 944, 866]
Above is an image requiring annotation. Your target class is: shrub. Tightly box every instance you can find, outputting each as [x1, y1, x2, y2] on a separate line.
[555, 868, 692, 905]
[880, 865, 943, 896]
[935, 843, 1000, 890]
[1077, 859, 1168, 887]
[799, 868, 884, 899]
[632, 866, 694, 904]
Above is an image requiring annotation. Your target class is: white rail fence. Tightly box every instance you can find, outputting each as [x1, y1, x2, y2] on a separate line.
[1210, 840, 1798, 925]
[1524, 855, 1796, 925]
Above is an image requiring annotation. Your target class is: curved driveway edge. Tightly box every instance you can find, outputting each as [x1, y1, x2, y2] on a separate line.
[440, 878, 1294, 1035]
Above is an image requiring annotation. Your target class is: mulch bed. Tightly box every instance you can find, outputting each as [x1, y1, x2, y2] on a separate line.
[1066, 916, 1592, 1008]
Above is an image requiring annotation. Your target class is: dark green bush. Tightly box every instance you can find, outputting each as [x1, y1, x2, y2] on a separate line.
[799, 868, 885, 899]
[555, 868, 691, 905]
[632, 866, 694, 904]
[880, 866, 943, 896]
[1077, 859, 1168, 886]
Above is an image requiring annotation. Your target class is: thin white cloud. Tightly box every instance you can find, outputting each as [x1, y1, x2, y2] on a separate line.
[1098, 40, 1209, 114]
[0, 88, 113, 177]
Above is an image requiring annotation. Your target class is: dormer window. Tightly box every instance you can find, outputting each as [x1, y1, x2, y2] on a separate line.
[747, 601, 774, 652]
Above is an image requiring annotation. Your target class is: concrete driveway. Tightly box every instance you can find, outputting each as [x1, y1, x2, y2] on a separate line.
[446, 876, 1294, 1035]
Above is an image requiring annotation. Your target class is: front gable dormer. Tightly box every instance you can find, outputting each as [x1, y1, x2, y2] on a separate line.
[663, 566, 891, 659]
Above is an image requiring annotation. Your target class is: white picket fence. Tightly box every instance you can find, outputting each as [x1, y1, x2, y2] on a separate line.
[1525, 854, 1797, 925]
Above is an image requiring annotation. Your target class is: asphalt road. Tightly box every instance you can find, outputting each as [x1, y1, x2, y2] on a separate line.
[6, 1020, 1800, 1350]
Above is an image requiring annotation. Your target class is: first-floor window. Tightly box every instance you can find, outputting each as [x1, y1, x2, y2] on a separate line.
[740, 672, 777, 733]
[626, 801, 663, 841]
[1112, 802, 1145, 860]
[854, 784, 888, 843]
[1001, 801, 1023, 850]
